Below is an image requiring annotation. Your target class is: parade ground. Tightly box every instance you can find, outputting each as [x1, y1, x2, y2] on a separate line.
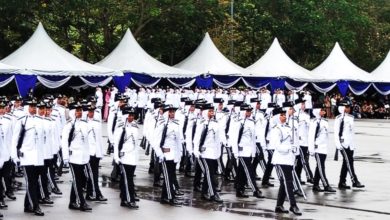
[2, 119, 390, 220]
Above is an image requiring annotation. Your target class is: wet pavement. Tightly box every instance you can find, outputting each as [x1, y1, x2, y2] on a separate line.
[2, 119, 390, 219]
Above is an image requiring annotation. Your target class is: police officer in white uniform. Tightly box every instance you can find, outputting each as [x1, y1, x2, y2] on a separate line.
[308, 104, 336, 192]
[62, 102, 92, 212]
[11, 98, 45, 216]
[193, 103, 226, 203]
[85, 104, 107, 202]
[153, 105, 183, 206]
[114, 107, 140, 209]
[229, 104, 264, 199]
[270, 107, 302, 216]
[334, 99, 365, 189]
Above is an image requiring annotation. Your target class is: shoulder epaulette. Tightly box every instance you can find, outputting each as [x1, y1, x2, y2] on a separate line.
[17, 115, 26, 120]
[171, 119, 180, 125]
[247, 118, 255, 122]
[336, 114, 342, 119]
[131, 123, 139, 128]
[93, 119, 100, 123]
[81, 119, 87, 123]
[323, 119, 328, 122]
[66, 118, 72, 123]
[52, 108, 59, 112]
[3, 115, 11, 120]
[117, 122, 125, 128]
[44, 117, 51, 121]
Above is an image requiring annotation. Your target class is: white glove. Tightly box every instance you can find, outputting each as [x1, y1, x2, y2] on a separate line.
[63, 160, 69, 167]
[159, 156, 165, 163]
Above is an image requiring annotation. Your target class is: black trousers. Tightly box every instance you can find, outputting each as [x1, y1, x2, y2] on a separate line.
[87, 156, 103, 198]
[37, 161, 50, 199]
[1, 160, 13, 194]
[313, 153, 330, 187]
[217, 145, 225, 174]
[119, 164, 136, 203]
[201, 158, 218, 197]
[153, 152, 162, 184]
[47, 158, 59, 190]
[193, 158, 204, 188]
[262, 150, 274, 184]
[161, 160, 176, 200]
[295, 146, 313, 181]
[224, 147, 237, 179]
[275, 164, 296, 207]
[339, 148, 359, 184]
[69, 163, 88, 205]
[252, 143, 266, 175]
[23, 166, 40, 210]
[236, 157, 259, 193]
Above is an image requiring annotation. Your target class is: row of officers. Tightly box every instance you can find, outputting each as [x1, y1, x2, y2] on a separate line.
[0, 92, 365, 217]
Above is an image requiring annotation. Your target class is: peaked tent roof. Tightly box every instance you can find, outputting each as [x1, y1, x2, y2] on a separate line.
[96, 29, 196, 78]
[174, 33, 247, 76]
[0, 62, 25, 74]
[1, 22, 122, 77]
[311, 42, 372, 82]
[371, 51, 390, 83]
[246, 38, 314, 81]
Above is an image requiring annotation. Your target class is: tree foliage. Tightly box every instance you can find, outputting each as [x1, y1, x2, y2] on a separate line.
[0, 0, 388, 71]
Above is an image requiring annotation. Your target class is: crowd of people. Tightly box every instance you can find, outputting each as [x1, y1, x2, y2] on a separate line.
[0, 85, 372, 218]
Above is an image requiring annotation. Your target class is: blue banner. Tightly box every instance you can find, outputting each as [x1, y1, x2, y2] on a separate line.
[113, 72, 132, 93]
[15, 74, 37, 97]
[337, 80, 349, 96]
[196, 75, 213, 89]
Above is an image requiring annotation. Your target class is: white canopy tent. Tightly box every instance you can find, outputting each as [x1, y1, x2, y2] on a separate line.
[311, 42, 372, 82]
[246, 38, 315, 82]
[371, 51, 390, 83]
[96, 29, 197, 78]
[174, 33, 248, 76]
[0, 62, 25, 75]
[1, 22, 121, 77]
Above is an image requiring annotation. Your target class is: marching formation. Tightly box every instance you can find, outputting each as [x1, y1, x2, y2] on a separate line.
[0, 86, 366, 218]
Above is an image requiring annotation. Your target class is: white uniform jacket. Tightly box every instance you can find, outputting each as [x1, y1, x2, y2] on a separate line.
[0, 114, 13, 168]
[297, 111, 310, 146]
[308, 118, 329, 154]
[230, 117, 256, 158]
[271, 123, 296, 166]
[61, 119, 90, 165]
[153, 118, 183, 161]
[114, 121, 139, 166]
[11, 115, 45, 166]
[87, 117, 104, 158]
[193, 118, 226, 159]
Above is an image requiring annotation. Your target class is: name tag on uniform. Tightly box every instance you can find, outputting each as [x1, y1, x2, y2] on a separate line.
[314, 145, 318, 149]
[69, 151, 72, 155]
[340, 139, 344, 143]
[162, 148, 170, 153]
[238, 147, 243, 151]
[200, 147, 206, 152]
[17, 151, 24, 157]
[119, 152, 125, 157]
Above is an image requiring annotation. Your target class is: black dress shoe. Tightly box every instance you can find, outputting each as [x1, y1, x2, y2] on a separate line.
[134, 197, 140, 202]
[85, 195, 96, 201]
[5, 192, 16, 200]
[324, 186, 336, 192]
[0, 201, 8, 209]
[175, 190, 184, 196]
[68, 202, 80, 210]
[294, 190, 304, 197]
[34, 207, 44, 216]
[312, 185, 324, 192]
[201, 194, 211, 201]
[211, 194, 223, 203]
[193, 185, 202, 192]
[0, 212, 3, 217]
[255, 175, 261, 181]
[96, 195, 108, 202]
[262, 182, 274, 187]
[39, 198, 54, 204]
[51, 188, 62, 195]
[80, 203, 92, 211]
[236, 191, 249, 198]
[307, 178, 314, 184]
[127, 202, 139, 209]
[169, 199, 183, 207]
[275, 206, 289, 214]
[24, 207, 34, 213]
[352, 181, 365, 188]
[253, 190, 265, 198]
[300, 180, 306, 185]
[338, 182, 351, 190]
[289, 205, 302, 216]
[215, 187, 222, 192]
